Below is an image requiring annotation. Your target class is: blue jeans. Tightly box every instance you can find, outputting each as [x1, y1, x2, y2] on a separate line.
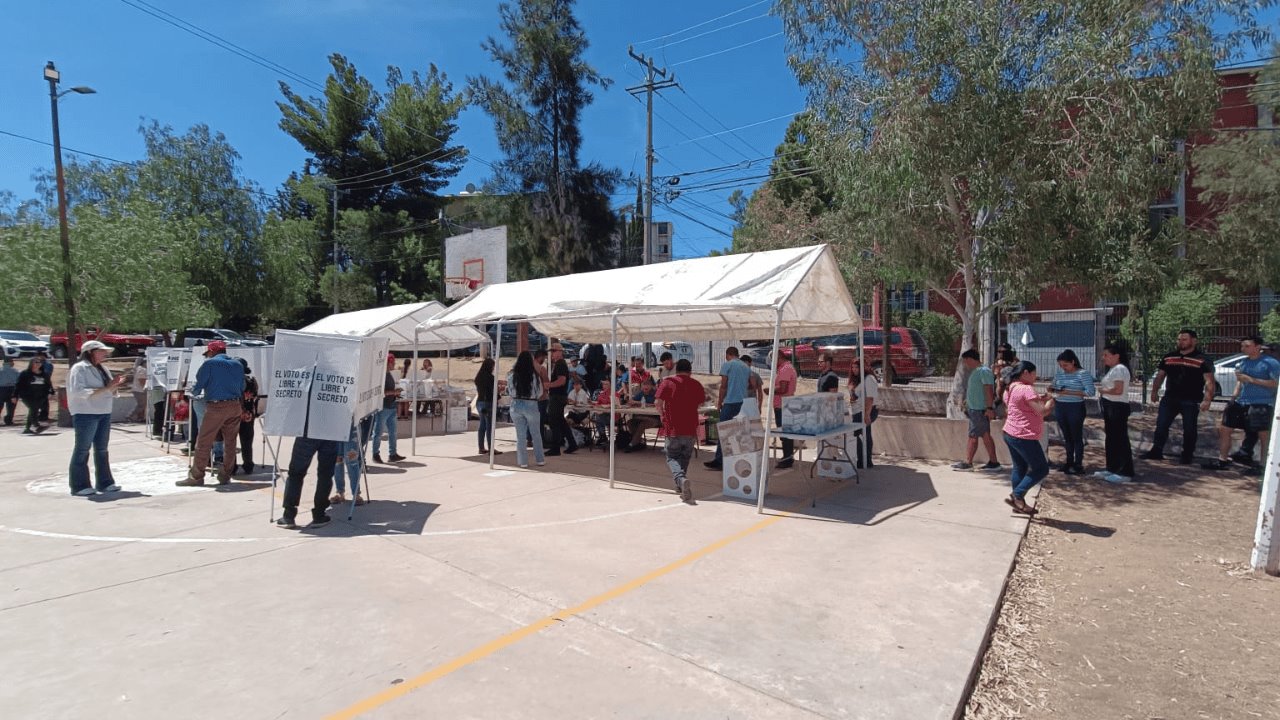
[712, 401, 744, 463]
[511, 399, 544, 467]
[333, 425, 363, 496]
[477, 400, 494, 450]
[1004, 433, 1049, 499]
[372, 408, 398, 456]
[69, 413, 114, 493]
[1150, 397, 1200, 461]
[1053, 401, 1086, 467]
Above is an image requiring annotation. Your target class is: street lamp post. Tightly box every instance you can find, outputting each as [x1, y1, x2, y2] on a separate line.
[44, 61, 95, 359]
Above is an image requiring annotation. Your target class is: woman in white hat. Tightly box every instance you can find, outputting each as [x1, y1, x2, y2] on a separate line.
[67, 340, 129, 496]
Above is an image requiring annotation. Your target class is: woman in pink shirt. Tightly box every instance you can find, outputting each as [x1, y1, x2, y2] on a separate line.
[1002, 361, 1056, 515]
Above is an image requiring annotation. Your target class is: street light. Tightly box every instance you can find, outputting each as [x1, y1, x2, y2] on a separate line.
[44, 61, 95, 359]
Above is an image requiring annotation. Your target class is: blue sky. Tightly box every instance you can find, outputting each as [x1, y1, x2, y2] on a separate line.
[0, 0, 804, 259]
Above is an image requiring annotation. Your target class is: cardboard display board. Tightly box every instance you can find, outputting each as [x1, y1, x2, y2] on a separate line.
[262, 330, 388, 442]
[145, 347, 172, 390]
[226, 346, 274, 397]
[184, 350, 206, 390]
[168, 349, 191, 391]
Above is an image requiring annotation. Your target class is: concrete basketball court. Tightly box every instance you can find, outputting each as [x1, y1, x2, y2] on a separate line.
[0, 421, 1032, 719]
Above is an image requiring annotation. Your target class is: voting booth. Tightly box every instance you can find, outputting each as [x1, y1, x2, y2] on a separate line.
[263, 330, 388, 442]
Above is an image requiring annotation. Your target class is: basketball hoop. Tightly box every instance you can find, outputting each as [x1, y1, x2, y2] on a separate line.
[445, 277, 480, 299]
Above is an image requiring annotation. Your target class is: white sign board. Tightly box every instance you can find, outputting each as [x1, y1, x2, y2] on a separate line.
[169, 349, 191, 392]
[262, 330, 388, 442]
[227, 346, 274, 397]
[185, 350, 207, 390]
[145, 347, 171, 390]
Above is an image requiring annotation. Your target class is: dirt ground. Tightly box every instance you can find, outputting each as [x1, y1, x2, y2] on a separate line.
[965, 445, 1280, 719]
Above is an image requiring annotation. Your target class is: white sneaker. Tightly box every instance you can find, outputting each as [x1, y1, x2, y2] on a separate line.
[1092, 470, 1111, 479]
[100, 484, 121, 493]
[1104, 473, 1133, 484]
[74, 488, 98, 497]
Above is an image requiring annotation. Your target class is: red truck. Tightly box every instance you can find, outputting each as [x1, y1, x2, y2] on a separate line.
[781, 326, 933, 383]
[49, 327, 159, 358]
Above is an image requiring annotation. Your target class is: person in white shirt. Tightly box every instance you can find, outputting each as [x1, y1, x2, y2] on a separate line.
[67, 340, 130, 496]
[127, 357, 148, 422]
[1095, 343, 1134, 483]
[849, 360, 881, 468]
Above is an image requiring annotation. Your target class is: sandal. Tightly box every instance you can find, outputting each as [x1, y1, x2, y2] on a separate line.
[354, 494, 366, 506]
[330, 493, 345, 503]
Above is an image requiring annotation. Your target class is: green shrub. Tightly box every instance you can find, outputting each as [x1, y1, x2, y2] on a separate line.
[907, 310, 962, 375]
[1121, 279, 1228, 375]
[1261, 308, 1280, 345]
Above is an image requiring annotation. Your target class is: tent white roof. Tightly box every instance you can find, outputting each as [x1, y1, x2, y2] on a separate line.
[299, 301, 487, 352]
[423, 244, 859, 342]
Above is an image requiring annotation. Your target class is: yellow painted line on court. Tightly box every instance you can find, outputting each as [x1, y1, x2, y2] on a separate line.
[325, 500, 809, 719]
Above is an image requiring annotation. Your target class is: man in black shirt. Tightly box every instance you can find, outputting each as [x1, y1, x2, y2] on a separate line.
[545, 343, 578, 455]
[817, 353, 841, 393]
[1143, 329, 1215, 463]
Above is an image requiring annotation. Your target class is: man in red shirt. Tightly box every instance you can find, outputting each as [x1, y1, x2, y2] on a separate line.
[655, 359, 705, 503]
[772, 352, 798, 468]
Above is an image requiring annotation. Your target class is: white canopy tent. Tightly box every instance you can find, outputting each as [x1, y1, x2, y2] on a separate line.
[299, 301, 487, 352]
[422, 244, 865, 512]
[300, 301, 491, 453]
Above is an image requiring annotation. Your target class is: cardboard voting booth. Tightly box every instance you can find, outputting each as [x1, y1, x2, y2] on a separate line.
[263, 330, 388, 442]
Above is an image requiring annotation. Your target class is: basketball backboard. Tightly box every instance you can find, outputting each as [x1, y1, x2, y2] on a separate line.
[445, 226, 508, 299]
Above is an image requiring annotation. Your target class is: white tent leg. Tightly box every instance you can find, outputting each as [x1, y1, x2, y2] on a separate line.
[858, 313, 869, 468]
[266, 435, 284, 523]
[609, 312, 619, 489]
[412, 327, 419, 457]
[758, 308, 783, 513]
[491, 323, 502, 470]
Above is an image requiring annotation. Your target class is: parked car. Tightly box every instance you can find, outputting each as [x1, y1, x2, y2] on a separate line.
[49, 326, 158, 358]
[181, 328, 269, 348]
[781, 326, 932, 383]
[1213, 346, 1280, 398]
[0, 330, 51, 359]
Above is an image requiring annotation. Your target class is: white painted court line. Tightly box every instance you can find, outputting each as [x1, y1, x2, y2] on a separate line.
[0, 494, 707, 544]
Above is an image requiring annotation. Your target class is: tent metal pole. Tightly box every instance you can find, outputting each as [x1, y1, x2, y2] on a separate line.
[412, 326, 419, 457]
[491, 322, 501, 470]
[758, 307, 783, 514]
[609, 311, 619, 488]
[857, 307, 868, 467]
[445, 346, 451, 439]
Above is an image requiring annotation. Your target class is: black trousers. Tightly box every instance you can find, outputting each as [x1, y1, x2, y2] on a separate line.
[282, 436, 340, 522]
[0, 387, 15, 424]
[152, 399, 166, 437]
[773, 408, 794, 460]
[1102, 400, 1134, 477]
[547, 395, 577, 451]
[238, 418, 255, 469]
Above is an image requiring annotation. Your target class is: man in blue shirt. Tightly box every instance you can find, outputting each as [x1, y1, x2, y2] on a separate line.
[705, 346, 750, 470]
[1206, 336, 1279, 475]
[177, 340, 245, 487]
[0, 358, 18, 425]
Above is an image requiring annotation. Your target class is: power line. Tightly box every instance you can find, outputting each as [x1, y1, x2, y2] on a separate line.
[657, 93, 758, 162]
[655, 109, 800, 150]
[632, 0, 771, 46]
[669, 32, 783, 68]
[654, 12, 771, 50]
[0, 129, 139, 166]
[114, 0, 496, 174]
[678, 85, 772, 157]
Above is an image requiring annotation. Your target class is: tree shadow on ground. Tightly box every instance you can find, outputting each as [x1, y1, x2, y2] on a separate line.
[1041, 444, 1262, 511]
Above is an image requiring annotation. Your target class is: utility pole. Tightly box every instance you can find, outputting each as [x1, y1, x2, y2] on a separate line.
[332, 187, 339, 313]
[626, 47, 677, 267]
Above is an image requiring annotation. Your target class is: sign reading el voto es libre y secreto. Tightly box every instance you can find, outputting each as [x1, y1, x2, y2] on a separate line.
[262, 330, 388, 442]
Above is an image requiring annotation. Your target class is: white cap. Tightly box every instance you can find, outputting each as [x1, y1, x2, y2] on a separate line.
[81, 340, 113, 354]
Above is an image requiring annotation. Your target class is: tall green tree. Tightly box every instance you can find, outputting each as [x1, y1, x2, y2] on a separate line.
[277, 54, 467, 306]
[0, 202, 215, 331]
[775, 0, 1265, 407]
[469, 0, 621, 278]
[1191, 51, 1280, 289]
[32, 122, 310, 328]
